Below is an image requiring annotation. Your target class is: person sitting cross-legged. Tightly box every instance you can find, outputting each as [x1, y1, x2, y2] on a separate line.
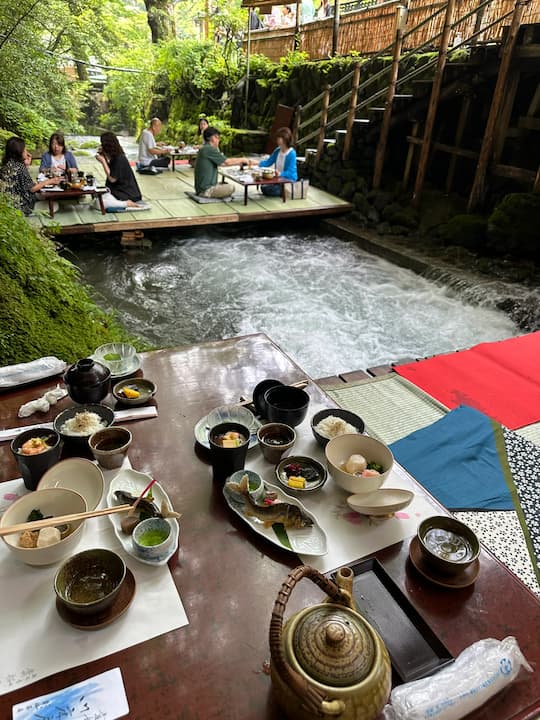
[194, 127, 250, 199]
[138, 117, 171, 170]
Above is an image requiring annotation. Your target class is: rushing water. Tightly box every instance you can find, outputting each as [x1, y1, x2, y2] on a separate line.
[72, 226, 519, 377]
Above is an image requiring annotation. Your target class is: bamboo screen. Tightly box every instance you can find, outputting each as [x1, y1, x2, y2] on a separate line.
[245, 0, 540, 60]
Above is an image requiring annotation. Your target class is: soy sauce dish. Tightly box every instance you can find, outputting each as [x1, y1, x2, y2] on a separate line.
[275, 455, 327, 494]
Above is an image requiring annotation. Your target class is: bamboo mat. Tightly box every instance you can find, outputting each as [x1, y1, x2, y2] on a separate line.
[324, 373, 540, 595]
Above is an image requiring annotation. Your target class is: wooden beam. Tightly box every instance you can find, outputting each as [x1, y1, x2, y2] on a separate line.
[373, 4, 407, 189]
[492, 164, 536, 182]
[517, 116, 540, 131]
[342, 63, 361, 162]
[412, 0, 457, 207]
[515, 44, 540, 58]
[534, 164, 540, 193]
[527, 83, 540, 116]
[468, 0, 529, 211]
[332, 0, 341, 56]
[403, 122, 419, 189]
[446, 94, 472, 193]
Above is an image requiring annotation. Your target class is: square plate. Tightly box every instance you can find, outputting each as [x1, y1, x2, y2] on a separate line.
[330, 558, 453, 683]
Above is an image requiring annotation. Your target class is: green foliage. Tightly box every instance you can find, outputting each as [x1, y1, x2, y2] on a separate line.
[487, 193, 540, 261]
[0, 196, 133, 365]
[437, 214, 487, 249]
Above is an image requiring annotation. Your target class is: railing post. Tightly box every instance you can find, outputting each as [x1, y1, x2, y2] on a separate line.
[292, 105, 302, 146]
[468, 0, 530, 211]
[332, 0, 341, 56]
[316, 84, 331, 161]
[373, 3, 408, 188]
[412, 0, 457, 208]
[342, 63, 362, 161]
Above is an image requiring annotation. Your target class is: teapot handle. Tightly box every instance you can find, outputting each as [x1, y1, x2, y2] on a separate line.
[269, 565, 350, 717]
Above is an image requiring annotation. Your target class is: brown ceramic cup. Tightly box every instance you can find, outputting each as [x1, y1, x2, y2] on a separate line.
[257, 423, 296, 464]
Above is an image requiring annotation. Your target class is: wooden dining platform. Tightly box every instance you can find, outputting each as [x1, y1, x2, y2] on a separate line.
[1, 334, 539, 720]
[28, 161, 351, 236]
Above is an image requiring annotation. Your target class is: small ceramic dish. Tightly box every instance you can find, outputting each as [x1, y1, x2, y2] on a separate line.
[311, 408, 365, 448]
[228, 469, 266, 504]
[113, 378, 156, 406]
[347, 489, 414, 516]
[54, 548, 126, 616]
[194, 408, 261, 450]
[132, 517, 174, 562]
[53, 404, 115, 447]
[275, 455, 327, 495]
[38, 457, 104, 510]
[257, 423, 296, 464]
[94, 343, 137, 375]
[89, 426, 132, 469]
[417, 516, 480, 576]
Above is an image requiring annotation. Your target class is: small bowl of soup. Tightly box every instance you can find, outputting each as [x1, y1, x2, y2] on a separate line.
[417, 516, 480, 576]
[257, 423, 296, 463]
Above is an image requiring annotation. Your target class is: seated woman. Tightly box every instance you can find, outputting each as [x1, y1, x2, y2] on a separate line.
[39, 133, 78, 176]
[0, 136, 61, 215]
[95, 132, 146, 211]
[258, 127, 297, 196]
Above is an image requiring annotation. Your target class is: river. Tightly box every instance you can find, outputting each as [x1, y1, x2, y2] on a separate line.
[72, 225, 519, 377]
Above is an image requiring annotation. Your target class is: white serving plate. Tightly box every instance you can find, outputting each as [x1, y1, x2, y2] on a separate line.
[106, 468, 179, 566]
[38, 458, 104, 510]
[347, 488, 414, 516]
[223, 479, 327, 556]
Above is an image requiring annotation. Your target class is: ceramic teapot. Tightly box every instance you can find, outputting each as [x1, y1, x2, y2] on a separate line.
[270, 565, 391, 720]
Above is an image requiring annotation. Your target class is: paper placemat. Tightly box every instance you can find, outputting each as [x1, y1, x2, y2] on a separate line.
[0, 458, 188, 696]
[245, 403, 438, 574]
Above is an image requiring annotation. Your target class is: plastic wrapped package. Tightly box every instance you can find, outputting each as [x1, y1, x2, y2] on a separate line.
[383, 637, 532, 720]
[0, 356, 67, 389]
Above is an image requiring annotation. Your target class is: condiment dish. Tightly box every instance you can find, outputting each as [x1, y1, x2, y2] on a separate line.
[325, 434, 393, 494]
[0, 488, 86, 566]
[347, 489, 414, 516]
[275, 455, 327, 494]
[113, 378, 156, 406]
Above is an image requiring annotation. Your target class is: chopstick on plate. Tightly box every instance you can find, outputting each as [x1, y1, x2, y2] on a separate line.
[0, 504, 132, 537]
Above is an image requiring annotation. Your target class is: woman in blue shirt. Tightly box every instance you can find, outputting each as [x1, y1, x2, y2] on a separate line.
[39, 133, 78, 176]
[259, 127, 297, 196]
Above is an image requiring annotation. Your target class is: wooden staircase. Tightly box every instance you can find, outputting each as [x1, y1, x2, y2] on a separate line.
[293, 0, 538, 208]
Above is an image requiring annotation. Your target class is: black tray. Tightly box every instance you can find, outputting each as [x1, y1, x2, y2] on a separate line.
[330, 558, 453, 683]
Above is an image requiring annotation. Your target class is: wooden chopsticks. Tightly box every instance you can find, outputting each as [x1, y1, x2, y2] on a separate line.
[0, 504, 132, 537]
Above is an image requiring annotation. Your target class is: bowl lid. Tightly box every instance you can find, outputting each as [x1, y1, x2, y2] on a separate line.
[292, 605, 375, 687]
[65, 358, 111, 387]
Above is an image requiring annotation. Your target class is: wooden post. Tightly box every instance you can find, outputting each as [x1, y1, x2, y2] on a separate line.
[342, 63, 362, 161]
[471, 0, 487, 45]
[468, 0, 529, 211]
[412, 0, 457, 207]
[373, 4, 408, 188]
[295, 0, 300, 49]
[292, 105, 302, 146]
[244, 18, 252, 128]
[492, 69, 520, 165]
[332, 0, 341, 56]
[534, 164, 540, 193]
[445, 94, 471, 193]
[316, 84, 331, 161]
[403, 121, 419, 188]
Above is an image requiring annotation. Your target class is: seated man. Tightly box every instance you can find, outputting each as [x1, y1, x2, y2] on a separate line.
[138, 118, 170, 169]
[194, 127, 250, 199]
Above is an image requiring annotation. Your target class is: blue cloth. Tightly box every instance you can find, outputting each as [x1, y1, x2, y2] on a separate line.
[259, 147, 297, 181]
[389, 405, 513, 510]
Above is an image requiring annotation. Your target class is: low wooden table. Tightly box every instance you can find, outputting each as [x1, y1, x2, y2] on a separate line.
[219, 169, 298, 205]
[42, 187, 107, 217]
[170, 148, 198, 171]
[1, 334, 539, 720]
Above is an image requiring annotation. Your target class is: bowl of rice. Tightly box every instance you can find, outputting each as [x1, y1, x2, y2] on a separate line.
[54, 404, 115, 447]
[311, 408, 365, 448]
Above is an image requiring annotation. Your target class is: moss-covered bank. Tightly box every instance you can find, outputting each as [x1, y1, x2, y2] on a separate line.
[0, 197, 133, 366]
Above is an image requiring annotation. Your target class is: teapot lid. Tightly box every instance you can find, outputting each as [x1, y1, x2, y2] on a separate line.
[65, 358, 110, 387]
[292, 606, 375, 687]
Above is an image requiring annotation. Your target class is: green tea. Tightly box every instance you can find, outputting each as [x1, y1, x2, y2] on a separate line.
[138, 528, 169, 546]
[103, 352, 121, 361]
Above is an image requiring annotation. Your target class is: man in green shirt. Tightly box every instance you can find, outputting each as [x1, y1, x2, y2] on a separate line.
[194, 127, 250, 198]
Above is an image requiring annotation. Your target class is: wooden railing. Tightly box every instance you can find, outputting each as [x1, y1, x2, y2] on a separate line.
[247, 0, 540, 61]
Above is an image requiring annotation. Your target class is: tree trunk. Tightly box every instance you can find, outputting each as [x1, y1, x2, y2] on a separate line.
[144, 0, 175, 43]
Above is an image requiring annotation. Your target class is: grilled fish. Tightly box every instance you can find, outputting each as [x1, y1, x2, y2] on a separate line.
[114, 490, 180, 519]
[245, 501, 313, 529]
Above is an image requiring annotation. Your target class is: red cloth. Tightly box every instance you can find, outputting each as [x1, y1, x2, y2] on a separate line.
[394, 332, 540, 429]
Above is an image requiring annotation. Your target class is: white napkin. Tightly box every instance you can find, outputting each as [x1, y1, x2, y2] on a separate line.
[0, 406, 158, 442]
[18, 385, 68, 418]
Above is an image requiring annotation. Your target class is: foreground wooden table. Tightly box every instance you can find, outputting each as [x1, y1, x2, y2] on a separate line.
[1, 334, 539, 719]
